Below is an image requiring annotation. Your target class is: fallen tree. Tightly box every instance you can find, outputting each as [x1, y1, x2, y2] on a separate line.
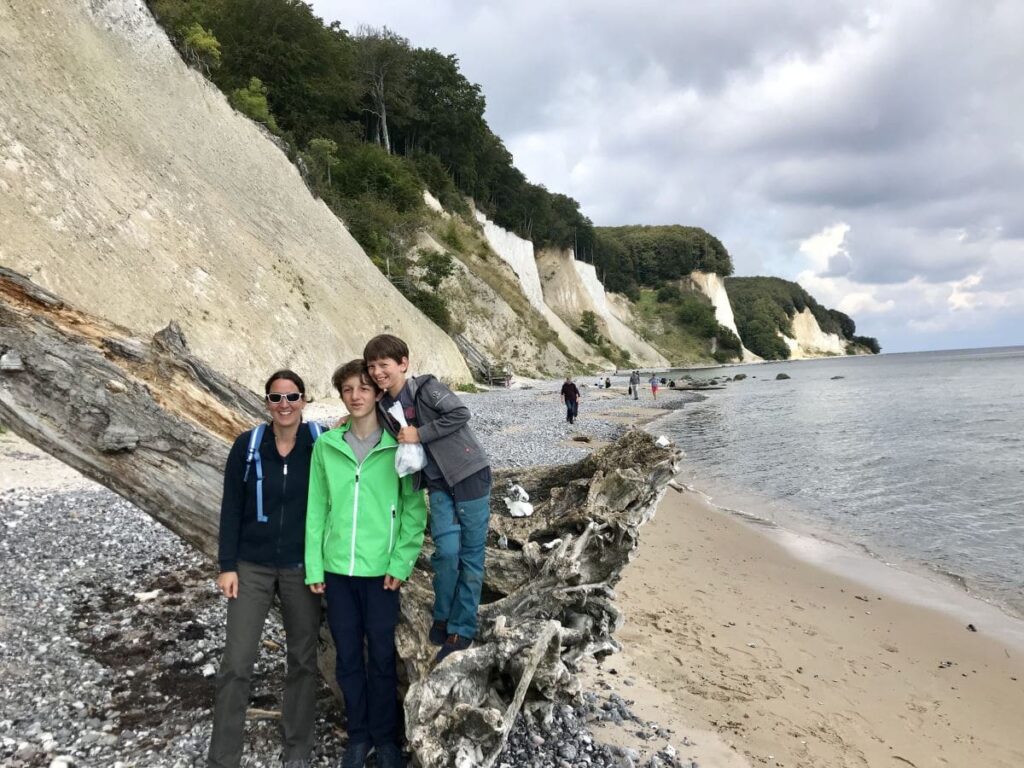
[0, 267, 679, 767]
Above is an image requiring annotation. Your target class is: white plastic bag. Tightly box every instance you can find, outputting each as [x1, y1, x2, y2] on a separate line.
[503, 481, 534, 518]
[388, 402, 427, 477]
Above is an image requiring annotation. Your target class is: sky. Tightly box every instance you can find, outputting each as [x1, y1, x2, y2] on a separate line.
[311, 0, 1024, 353]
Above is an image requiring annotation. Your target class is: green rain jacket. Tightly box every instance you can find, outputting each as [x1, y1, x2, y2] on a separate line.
[305, 422, 427, 584]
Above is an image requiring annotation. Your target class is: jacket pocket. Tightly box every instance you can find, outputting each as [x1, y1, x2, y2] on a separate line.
[388, 505, 396, 553]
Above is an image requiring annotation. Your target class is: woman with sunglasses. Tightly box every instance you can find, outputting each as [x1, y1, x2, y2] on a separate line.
[208, 370, 323, 768]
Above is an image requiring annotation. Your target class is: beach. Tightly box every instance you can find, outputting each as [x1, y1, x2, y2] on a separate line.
[585, 486, 1024, 768]
[2, 379, 1022, 766]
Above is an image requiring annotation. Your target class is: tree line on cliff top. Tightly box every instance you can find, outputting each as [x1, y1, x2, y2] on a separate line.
[148, 0, 878, 361]
[148, 0, 733, 296]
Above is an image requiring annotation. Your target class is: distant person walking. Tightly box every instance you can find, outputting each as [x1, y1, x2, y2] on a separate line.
[560, 376, 581, 424]
[629, 370, 640, 400]
[649, 374, 660, 401]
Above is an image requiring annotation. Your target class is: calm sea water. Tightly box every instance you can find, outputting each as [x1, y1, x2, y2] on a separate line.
[661, 347, 1024, 617]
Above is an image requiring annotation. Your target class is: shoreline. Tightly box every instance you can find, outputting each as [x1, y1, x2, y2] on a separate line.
[3, 378, 1022, 766]
[585, 485, 1024, 768]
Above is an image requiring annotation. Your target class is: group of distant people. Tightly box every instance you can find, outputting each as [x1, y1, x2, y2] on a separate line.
[560, 370, 670, 424]
[209, 334, 490, 768]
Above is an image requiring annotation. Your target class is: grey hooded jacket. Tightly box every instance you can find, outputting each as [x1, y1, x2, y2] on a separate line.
[379, 374, 490, 488]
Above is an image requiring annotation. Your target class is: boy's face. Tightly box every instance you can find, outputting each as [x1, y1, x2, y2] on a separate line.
[340, 375, 379, 418]
[366, 356, 408, 396]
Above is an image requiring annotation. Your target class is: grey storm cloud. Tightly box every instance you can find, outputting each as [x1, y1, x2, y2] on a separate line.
[312, 0, 1024, 351]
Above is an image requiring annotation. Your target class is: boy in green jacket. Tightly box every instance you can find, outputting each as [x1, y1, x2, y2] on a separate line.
[305, 360, 427, 768]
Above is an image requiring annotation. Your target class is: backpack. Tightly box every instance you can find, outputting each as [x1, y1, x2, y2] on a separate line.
[242, 421, 323, 523]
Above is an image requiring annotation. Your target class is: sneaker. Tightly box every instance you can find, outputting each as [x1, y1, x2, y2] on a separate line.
[428, 620, 447, 646]
[435, 633, 473, 663]
[341, 741, 371, 768]
[374, 742, 405, 768]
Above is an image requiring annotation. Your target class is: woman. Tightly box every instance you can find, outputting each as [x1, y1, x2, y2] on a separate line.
[208, 370, 323, 768]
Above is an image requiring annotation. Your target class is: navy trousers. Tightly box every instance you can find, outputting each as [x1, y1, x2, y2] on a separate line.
[565, 399, 579, 423]
[324, 573, 400, 748]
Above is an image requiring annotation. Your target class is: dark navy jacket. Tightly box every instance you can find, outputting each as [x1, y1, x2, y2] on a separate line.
[217, 422, 318, 573]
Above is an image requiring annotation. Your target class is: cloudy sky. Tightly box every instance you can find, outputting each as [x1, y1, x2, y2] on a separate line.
[312, 0, 1023, 352]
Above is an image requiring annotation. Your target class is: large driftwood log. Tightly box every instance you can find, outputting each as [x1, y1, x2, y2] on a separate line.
[0, 267, 679, 767]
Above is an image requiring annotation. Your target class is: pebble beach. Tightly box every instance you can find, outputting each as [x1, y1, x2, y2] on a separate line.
[4, 375, 1023, 768]
[1, 380, 700, 768]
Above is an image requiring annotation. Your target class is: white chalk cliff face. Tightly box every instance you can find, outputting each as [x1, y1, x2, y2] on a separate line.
[779, 308, 848, 359]
[537, 249, 668, 367]
[0, 0, 471, 393]
[688, 271, 761, 363]
[472, 209, 608, 366]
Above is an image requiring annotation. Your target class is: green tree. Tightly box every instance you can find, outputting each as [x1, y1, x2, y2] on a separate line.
[355, 26, 411, 154]
[182, 22, 221, 71]
[306, 137, 339, 187]
[576, 311, 602, 345]
[418, 249, 455, 291]
[229, 77, 280, 133]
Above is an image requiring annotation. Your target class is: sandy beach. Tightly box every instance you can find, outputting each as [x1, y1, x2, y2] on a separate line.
[585, 485, 1024, 768]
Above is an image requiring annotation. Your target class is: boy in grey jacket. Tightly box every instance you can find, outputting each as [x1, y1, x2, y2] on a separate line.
[363, 334, 492, 662]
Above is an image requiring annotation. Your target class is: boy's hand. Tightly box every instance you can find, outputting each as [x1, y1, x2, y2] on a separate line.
[217, 571, 239, 599]
[383, 575, 404, 591]
[398, 426, 420, 444]
[309, 583, 326, 595]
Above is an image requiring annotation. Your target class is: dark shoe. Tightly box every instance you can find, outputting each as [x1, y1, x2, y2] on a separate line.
[374, 742, 405, 768]
[435, 633, 473, 663]
[428, 620, 447, 646]
[341, 741, 371, 768]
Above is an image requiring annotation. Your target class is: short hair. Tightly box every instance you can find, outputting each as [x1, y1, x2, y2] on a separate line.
[332, 359, 379, 395]
[265, 369, 305, 395]
[363, 334, 409, 364]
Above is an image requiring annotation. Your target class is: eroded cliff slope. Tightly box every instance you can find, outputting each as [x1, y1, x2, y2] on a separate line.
[0, 0, 470, 393]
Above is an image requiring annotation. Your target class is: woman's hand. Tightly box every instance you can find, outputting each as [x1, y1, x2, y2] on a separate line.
[217, 571, 239, 599]
[309, 583, 326, 595]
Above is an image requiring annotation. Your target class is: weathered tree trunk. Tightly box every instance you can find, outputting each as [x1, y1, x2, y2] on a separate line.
[0, 267, 678, 767]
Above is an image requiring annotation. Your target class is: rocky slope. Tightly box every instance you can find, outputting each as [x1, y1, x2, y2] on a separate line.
[0, 0, 470, 393]
[537, 248, 669, 367]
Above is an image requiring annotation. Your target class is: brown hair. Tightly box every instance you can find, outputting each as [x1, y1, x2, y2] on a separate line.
[363, 334, 409, 364]
[332, 359, 379, 395]
[264, 369, 305, 395]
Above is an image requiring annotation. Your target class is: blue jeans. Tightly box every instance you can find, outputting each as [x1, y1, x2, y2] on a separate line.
[323, 573, 400, 748]
[429, 490, 491, 639]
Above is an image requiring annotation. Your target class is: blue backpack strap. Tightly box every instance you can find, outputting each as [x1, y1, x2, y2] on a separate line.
[307, 421, 323, 441]
[243, 424, 268, 523]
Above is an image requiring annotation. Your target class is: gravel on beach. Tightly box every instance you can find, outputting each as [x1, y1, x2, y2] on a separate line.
[0, 383, 701, 767]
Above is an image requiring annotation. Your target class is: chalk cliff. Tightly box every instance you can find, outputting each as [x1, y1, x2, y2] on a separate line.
[538, 249, 668, 367]
[686, 271, 761, 363]
[472, 210, 608, 366]
[780, 308, 849, 359]
[0, 0, 471, 393]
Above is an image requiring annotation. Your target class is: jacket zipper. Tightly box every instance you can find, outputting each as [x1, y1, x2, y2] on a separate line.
[388, 505, 396, 552]
[343, 440, 394, 576]
[276, 460, 288, 564]
[349, 468, 359, 576]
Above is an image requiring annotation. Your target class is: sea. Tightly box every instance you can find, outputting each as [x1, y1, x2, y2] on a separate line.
[658, 346, 1024, 620]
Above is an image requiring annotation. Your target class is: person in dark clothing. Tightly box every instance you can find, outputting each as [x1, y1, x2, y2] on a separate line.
[560, 376, 581, 424]
[209, 370, 322, 768]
